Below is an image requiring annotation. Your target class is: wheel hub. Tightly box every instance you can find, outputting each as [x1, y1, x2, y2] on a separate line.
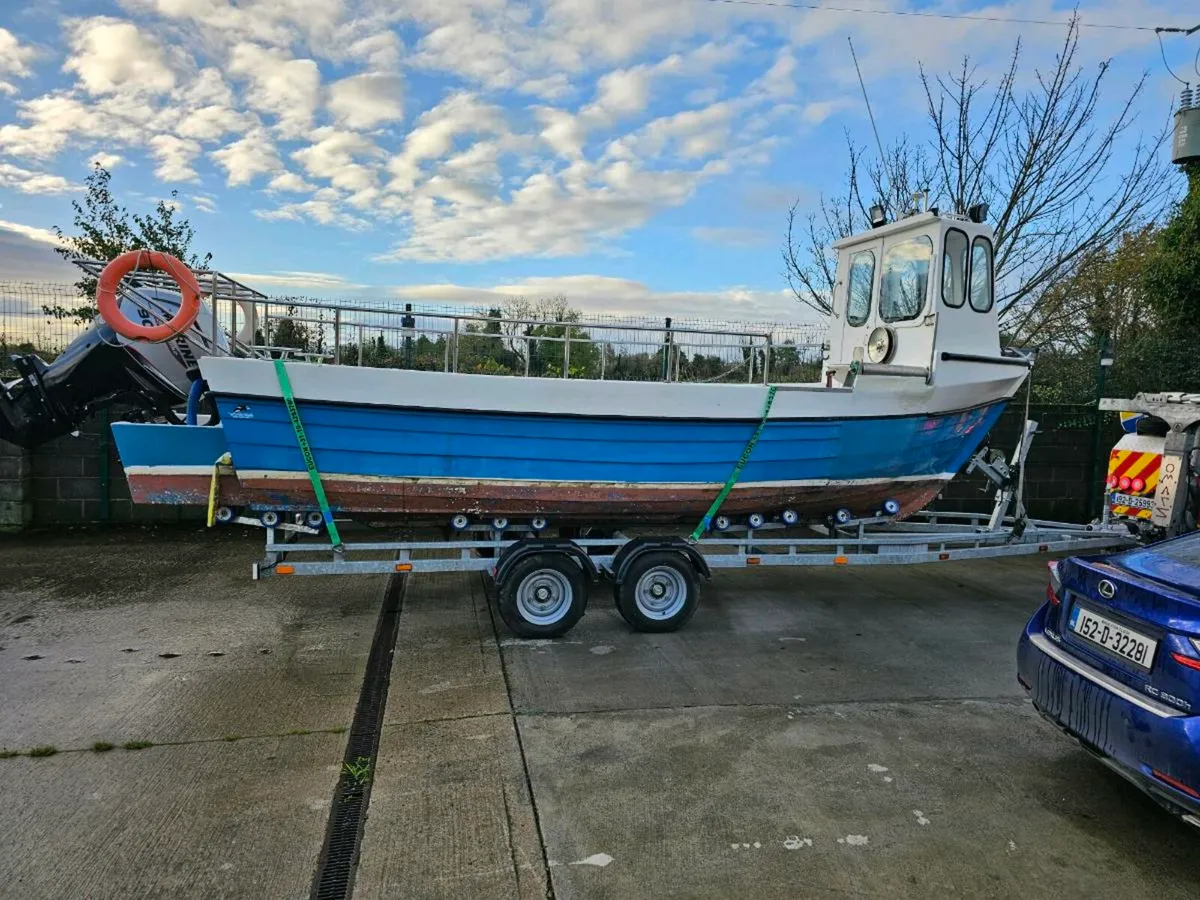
[516, 569, 573, 625]
[635, 566, 687, 619]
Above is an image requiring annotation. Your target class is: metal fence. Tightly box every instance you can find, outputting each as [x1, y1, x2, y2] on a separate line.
[0, 282, 90, 369]
[0, 280, 828, 384]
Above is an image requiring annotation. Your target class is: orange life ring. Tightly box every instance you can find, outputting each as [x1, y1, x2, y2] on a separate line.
[96, 249, 202, 342]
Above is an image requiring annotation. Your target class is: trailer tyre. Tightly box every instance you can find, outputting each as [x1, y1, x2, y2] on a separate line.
[615, 552, 699, 633]
[497, 553, 588, 638]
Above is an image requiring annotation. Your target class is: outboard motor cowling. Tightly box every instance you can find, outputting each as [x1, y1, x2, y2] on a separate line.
[0, 287, 227, 448]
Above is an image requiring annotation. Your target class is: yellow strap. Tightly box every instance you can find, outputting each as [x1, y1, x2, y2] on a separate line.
[207, 453, 231, 528]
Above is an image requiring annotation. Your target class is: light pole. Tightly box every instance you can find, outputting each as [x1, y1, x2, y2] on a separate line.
[1087, 336, 1116, 517]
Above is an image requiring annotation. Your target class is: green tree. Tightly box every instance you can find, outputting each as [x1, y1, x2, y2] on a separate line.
[1141, 162, 1200, 393]
[49, 164, 212, 323]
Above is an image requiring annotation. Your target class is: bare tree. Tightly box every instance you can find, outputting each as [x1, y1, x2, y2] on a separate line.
[783, 17, 1171, 327]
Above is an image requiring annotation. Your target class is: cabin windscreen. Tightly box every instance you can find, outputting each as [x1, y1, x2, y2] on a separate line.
[942, 229, 968, 309]
[880, 235, 933, 322]
[969, 237, 994, 313]
[846, 250, 875, 326]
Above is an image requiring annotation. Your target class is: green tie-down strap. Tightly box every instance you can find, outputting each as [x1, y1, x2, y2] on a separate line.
[273, 358, 344, 552]
[690, 385, 778, 541]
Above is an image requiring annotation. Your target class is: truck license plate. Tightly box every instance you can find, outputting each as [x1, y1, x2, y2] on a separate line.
[1110, 492, 1153, 510]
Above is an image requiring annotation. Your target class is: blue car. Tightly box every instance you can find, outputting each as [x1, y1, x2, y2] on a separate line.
[1018, 530, 1200, 826]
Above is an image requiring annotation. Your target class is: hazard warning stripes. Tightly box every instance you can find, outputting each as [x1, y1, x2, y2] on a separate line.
[1107, 449, 1161, 519]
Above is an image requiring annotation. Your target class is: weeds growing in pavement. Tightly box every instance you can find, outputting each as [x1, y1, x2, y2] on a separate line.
[343, 756, 372, 788]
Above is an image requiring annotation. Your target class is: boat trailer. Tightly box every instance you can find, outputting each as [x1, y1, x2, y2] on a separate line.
[242, 416, 1136, 638]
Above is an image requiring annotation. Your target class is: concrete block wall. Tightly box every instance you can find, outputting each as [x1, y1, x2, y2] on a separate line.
[0, 439, 32, 531]
[3, 418, 203, 529]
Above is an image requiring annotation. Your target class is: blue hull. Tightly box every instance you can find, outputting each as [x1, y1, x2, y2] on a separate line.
[112, 398, 1007, 520]
[213, 397, 1006, 485]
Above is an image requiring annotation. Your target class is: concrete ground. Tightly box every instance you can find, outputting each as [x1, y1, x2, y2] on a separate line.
[0, 528, 1195, 899]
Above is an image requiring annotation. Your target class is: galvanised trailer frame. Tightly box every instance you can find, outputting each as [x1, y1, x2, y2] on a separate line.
[237, 417, 1139, 638]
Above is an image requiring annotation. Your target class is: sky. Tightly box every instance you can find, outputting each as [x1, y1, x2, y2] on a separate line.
[0, 0, 1192, 324]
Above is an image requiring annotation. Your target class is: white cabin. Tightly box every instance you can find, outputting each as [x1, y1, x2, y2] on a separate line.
[823, 210, 1003, 387]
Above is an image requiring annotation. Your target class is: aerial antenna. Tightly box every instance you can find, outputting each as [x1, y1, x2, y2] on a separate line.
[848, 36, 889, 210]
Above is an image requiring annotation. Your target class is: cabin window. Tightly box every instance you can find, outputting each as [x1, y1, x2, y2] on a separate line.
[880, 235, 933, 322]
[942, 229, 968, 308]
[846, 250, 875, 326]
[969, 236, 994, 312]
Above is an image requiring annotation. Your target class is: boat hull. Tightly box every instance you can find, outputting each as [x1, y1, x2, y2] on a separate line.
[110, 358, 1021, 525]
[121, 466, 947, 523]
[114, 396, 1005, 523]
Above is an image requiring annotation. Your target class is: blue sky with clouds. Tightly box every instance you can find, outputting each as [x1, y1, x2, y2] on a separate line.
[0, 0, 1191, 322]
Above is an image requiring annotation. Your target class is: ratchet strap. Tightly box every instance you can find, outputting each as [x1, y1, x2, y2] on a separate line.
[690, 385, 777, 541]
[274, 358, 343, 552]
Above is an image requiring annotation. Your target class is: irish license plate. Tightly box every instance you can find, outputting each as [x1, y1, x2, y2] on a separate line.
[1069, 606, 1157, 670]
[1110, 492, 1153, 510]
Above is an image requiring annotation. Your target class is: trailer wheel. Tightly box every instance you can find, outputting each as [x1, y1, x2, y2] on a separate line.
[497, 553, 588, 638]
[615, 552, 699, 633]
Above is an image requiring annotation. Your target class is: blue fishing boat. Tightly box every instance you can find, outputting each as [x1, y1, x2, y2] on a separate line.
[110, 208, 1030, 527]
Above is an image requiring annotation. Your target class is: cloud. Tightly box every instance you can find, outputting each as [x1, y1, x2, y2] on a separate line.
[292, 128, 383, 194]
[0, 219, 64, 246]
[267, 171, 313, 193]
[518, 73, 573, 100]
[0, 0, 1177, 280]
[148, 134, 202, 182]
[176, 104, 253, 141]
[377, 156, 726, 262]
[384, 92, 507, 193]
[0, 27, 39, 95]
[590, 67, 652, 121]
[390, 273, 812, 323]
[800, 98, 853, 125]
[188, 192, 218, 213]
[346, 32, 404, 70]
[211, 128, 283, 186]
[0, 163, 76, 195]
[63, 17, 180, 97]
[254, 195, 370, 230]
[223, 270, 368, 291]
[327, 73, 404, 130]
[626, 100, 736, 160]
[228, 42, 321, 138]
[88, 151, 124, 169]
[0, 221, 75, 283]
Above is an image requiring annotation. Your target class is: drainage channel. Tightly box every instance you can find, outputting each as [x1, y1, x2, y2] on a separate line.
[310, 571, 407, 900]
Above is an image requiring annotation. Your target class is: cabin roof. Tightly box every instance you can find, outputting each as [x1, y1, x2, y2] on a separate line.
[831, 210, 983, 249]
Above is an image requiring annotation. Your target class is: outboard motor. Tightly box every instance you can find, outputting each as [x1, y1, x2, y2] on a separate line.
[0, 287, 227, 448]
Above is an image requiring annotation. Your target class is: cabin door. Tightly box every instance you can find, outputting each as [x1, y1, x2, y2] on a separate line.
[835, 238, 882, 365]
[870, 230, 936, 370]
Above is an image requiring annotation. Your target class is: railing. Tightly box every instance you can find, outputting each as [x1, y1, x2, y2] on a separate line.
[1, 271, 828, 386]
[236, 296, 825, 385]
